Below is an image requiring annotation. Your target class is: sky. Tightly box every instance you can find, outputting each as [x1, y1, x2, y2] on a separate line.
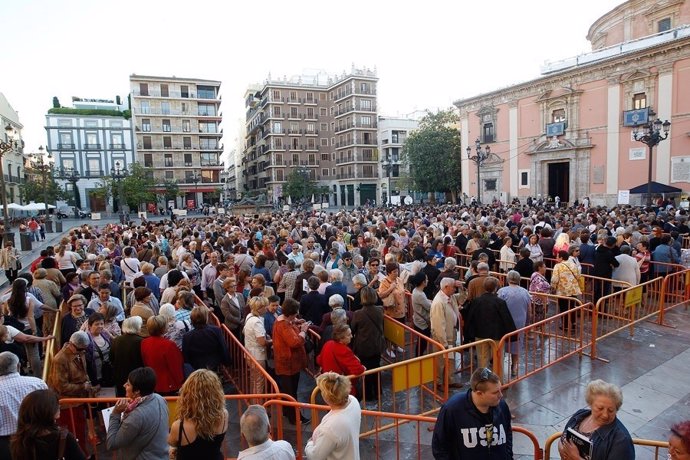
[2, 0, 625, 164]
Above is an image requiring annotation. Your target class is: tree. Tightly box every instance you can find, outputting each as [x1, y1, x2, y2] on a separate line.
[19, 170, 68, 203]
[283, 168, 317, 202]
[159, 180, 180, 204]
[402, 109, 463, 203]
[120, 163, 157, 211]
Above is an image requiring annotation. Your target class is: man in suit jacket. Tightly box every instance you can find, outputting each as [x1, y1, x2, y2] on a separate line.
[300, 276, 330, 324]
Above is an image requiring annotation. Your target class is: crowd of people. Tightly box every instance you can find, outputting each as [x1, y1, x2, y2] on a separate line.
[0, 198, 688, 458]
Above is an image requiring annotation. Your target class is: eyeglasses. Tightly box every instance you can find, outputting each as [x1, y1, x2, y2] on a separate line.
[478, 367, 492, 381]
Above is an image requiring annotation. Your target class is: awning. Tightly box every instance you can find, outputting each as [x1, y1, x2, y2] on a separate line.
[629, 181, 682, 194]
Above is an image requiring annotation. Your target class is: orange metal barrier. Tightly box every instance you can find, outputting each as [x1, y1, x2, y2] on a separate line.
[589, 277, 664, 360]
[216, 316, 281, 395]
[311, 339, 496, 419]
[58, 393, 297, 459]
[496, 296, 590, 387]
[42, 300, 66, 381]
[649, 260, 687, 276]
[382, 314, 445, 364]
[543, 431, 669, 460]
[658, 268, 690, 324]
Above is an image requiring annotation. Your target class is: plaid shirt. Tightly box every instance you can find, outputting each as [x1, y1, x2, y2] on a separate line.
[0, 373, 48, 435]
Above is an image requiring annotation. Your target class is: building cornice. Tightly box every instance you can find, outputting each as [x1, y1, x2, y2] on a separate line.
[453, 35, 690, 111]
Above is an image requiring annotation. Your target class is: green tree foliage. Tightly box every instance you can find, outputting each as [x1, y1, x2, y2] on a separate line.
[93, 164, 156, 211]
[402, 109, 462, 202]
[283, 168, 317, 201]
[121, 164, 156, 210]
[160, 180, 180, 202]
[19, 174, 68, 203]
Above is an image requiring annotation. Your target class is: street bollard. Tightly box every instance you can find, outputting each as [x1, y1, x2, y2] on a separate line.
[20, 232, 32, 251]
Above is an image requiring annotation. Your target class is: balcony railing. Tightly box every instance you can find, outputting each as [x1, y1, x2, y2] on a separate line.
[83, 170, 104, 178]
[334, 121, 378, 133]
[56, 143, 75, 150]
[111, 143, 126, 149]
[84, 143, 101, 150]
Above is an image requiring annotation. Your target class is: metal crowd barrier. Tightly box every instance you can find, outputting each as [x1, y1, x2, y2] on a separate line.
[58, 393, 298, 459]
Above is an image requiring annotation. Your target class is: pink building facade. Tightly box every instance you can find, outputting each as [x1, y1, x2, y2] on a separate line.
[454, 0, 690, 207]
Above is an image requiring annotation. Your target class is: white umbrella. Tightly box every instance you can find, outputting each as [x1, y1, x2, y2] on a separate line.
[23, 202, 55, 211]
[6, 203, 23, 210]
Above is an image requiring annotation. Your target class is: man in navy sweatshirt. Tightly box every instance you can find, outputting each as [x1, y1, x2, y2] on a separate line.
[432, 367, 513, 459]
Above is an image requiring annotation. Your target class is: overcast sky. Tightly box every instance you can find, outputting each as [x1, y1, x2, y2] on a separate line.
[3, 0, 623, 162]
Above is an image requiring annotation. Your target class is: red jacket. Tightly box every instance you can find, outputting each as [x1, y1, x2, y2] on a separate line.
[317, 340, 365, 395]
[141, 336, 184, 393]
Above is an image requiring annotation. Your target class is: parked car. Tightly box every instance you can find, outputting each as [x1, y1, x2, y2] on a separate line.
[58, 207, 92, 219]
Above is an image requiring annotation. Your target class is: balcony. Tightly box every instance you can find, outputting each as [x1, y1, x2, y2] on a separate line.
[334, 121, 378, 133]
[83, 170, 104, 178]
[132, 90, 198, 98]
[336, 173, 356, 179]
[84, 143, 101, 150]
[111, 143, 126, 149]
[56, 143, 75, 150]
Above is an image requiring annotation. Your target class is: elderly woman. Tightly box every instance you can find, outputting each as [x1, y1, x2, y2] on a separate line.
[350, 273, 367, 311]
[131, 287, 155, 336]
[668, 420, 690, 460]
[559, 379, 634, 460]
[351, 286, 385, 400]
[180, 252, 203, 297]
[106, 367, 170, 459]
[243, 296, 271, 396]
[551, 249, 582, 332]
[525, 234, 544, 263]
[109, 316, 144, 397]
[83, 312, 114, 387]
[305, 372, 361, 459]
[317, 324, 365, 397]
[159, 303, 187, 350]
[410, 272, 432, 355]
[182, 307, 230, 372]
[499, 237, 517, 273]
[272, 298, 310, 424]
[529, 261, 551, 327]
[60, 294, 94, 347]
[251, 273, 275, 298]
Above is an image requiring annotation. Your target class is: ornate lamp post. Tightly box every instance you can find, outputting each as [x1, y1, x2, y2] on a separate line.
[55, 167, 81, 218]
[0, 124, 19, 244]
[381, 160, 393, 206]
[31, 146, 54, 232]
[110, 161, 129, 215]
[191, 171, 200, 209]
[633, 116, 671, 207]
[466, 138, 491, 205]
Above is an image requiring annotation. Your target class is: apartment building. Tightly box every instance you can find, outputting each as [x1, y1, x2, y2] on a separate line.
[129, 75, 223, 208]
[378, 115, 417, 205]
[0, 93, 26, 207]
[45, 97, 134, 212]
[242, 68, 378, 207]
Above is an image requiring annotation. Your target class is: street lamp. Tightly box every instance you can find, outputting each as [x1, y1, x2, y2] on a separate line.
[466, 138, 491, 205]
[381, 160, 392, 206]
[0, 124, 19, 245]
[110, 160, 129, 214]
[191, 171, 200, 209]
[55, 167, 81, 218]
[633, 116, 671, 207]
[31, 146, 54, 232]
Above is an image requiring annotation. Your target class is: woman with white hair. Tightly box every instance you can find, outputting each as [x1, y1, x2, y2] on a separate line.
[243, 296, 271, 396]
[559, 379, 634, 459]
[109, 316, 144, 397]
[350, 273, 368, 311]
[159, 303, 187, 350]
